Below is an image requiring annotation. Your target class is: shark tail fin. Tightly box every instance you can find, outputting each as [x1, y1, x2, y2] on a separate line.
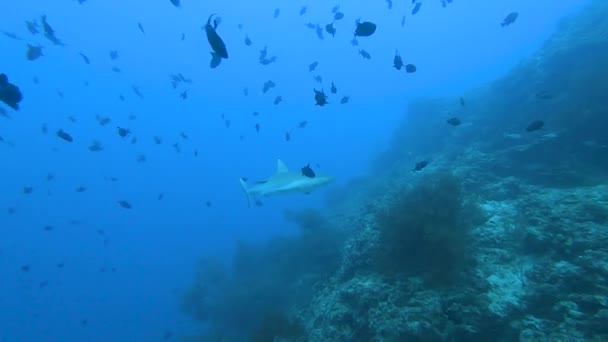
[239, 178, 251, 208]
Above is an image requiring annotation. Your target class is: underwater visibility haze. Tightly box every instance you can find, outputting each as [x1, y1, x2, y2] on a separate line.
[2, 0, 608, 340]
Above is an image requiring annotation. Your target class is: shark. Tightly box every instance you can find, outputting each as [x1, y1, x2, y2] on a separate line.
[239, 159, 334, 206]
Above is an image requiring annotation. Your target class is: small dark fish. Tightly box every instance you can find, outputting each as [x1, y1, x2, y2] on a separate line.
[56, 129, 73, 142]
[526, 120, 544, 132]
[535, 91, 554, 100]
[23, 186, 34, 194]
[501, 12, 518, 27]
[1, 31, 22, 40]
[180, 90, 188, 99]
[301, 164, 316, 178]
[340, 96, 350, 104]
[255, 199, 263, 207]
[330, 82, 337, 94]
[334, 12, 344, 21]
[447, 117, 461, 126]
[412, 2, 422, 15]
[300, 6, 307, 15]
[405, 64, 417, 73]
[137, 154, 146, 163]
[205, 14, 228, 68]
[244, 35, 252, 46]
[153, 136, 162, 144]
[273, 8, 280, 19]
[401, 16, 406, 27]
[325, 23, 336, 37]
[298, 121, 308, 128]
[118, 200, 132, 209]
[137, 22, 145, 34]
[206, 201, 212, 207]
[305, 22, 316, 29]
[0, 73, 23, 111]
[117, 127, 130, 137]
[243, 88, 249, 96]
[26, 44, 44, 61]
[393, 50, 403, 70]
[259, 56, 277, 65]
[112, 67, 121, 73]
[314, 75, 323, 83]
[96, 115, 111, 126]
[332, 5, 340, 13]
[21, 265, 30, 272]
[88, 140, 103, 151]
[309, 61, 318, 72]
[354, 20, 376, 37]
[132, 86, 143, 98]
[79, 53, 90, 64]
[262, 80, 275, 93]
[316, 24, 324, 40]
[76, 186, 86, 193]
[285, 132, 291, 142]
[350, 38, 359, 46]
[413, 160, 429, 172]
[274, 96, 282, 105]
[460, 97, 466, 107]
[26, 20, 39, 35]
[359, 49, 371, 59]
[109, 50, 119, 60]
[170, 0, 180, 7]
[255, 123, 260, 132]
[41, 123, 48, 134]
[314, 89, 328, 106]
[386, 0, 393, 10]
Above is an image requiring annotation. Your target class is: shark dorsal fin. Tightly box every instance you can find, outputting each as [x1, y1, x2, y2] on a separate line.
[276, 159, 289, 174]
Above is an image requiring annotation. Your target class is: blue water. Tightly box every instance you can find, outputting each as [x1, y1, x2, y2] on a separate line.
[0, 0, 591, 340]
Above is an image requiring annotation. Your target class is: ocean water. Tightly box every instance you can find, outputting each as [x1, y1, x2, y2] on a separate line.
[1, 0, 605, 341]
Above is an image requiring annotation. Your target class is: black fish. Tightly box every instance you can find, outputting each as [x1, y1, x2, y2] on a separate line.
[79, 53, 90, 64]
[301, 164, 316, 178]
[460, 97, 466, 107]
[325, 23, 336, 37]
[0, 73, 23, 110]
[447, 117, 461, 126]
[334, 12, 344, 21]
[170, 0, 180, 7]
[314, 89, 328, 106]
[56, 129, 73, 142]
[118, 200, 132, 209]
[359, 49, 371, 59]
[412, 2, 422, 15]
[26, 44, 43, 61]
[340, 96, 349, 104]
[309, 61, 318, 72]
[299, 6, 307, 15]
[285, 132, 291, 142]
[413, 160, 429, 172]
[205, 14, 228, 68]
[501, 12, 518, 27]
[526, 120, 544, 132]
[354, 20, 376, 37]
[405, 64, 417, 73]
[137, 22, 145, 34]
[331, 82, 337, 94]
[117, 127, 130, 137]
[393, 50, 403, 70]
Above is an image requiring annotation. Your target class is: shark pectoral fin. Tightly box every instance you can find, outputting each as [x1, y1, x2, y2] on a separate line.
[239, 178, 251, 207]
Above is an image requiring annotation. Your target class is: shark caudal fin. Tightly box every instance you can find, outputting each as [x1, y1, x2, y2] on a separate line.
[239, 178, 251, 207]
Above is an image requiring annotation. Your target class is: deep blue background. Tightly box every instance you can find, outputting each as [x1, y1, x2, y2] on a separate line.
[0, 0, 589, 340]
